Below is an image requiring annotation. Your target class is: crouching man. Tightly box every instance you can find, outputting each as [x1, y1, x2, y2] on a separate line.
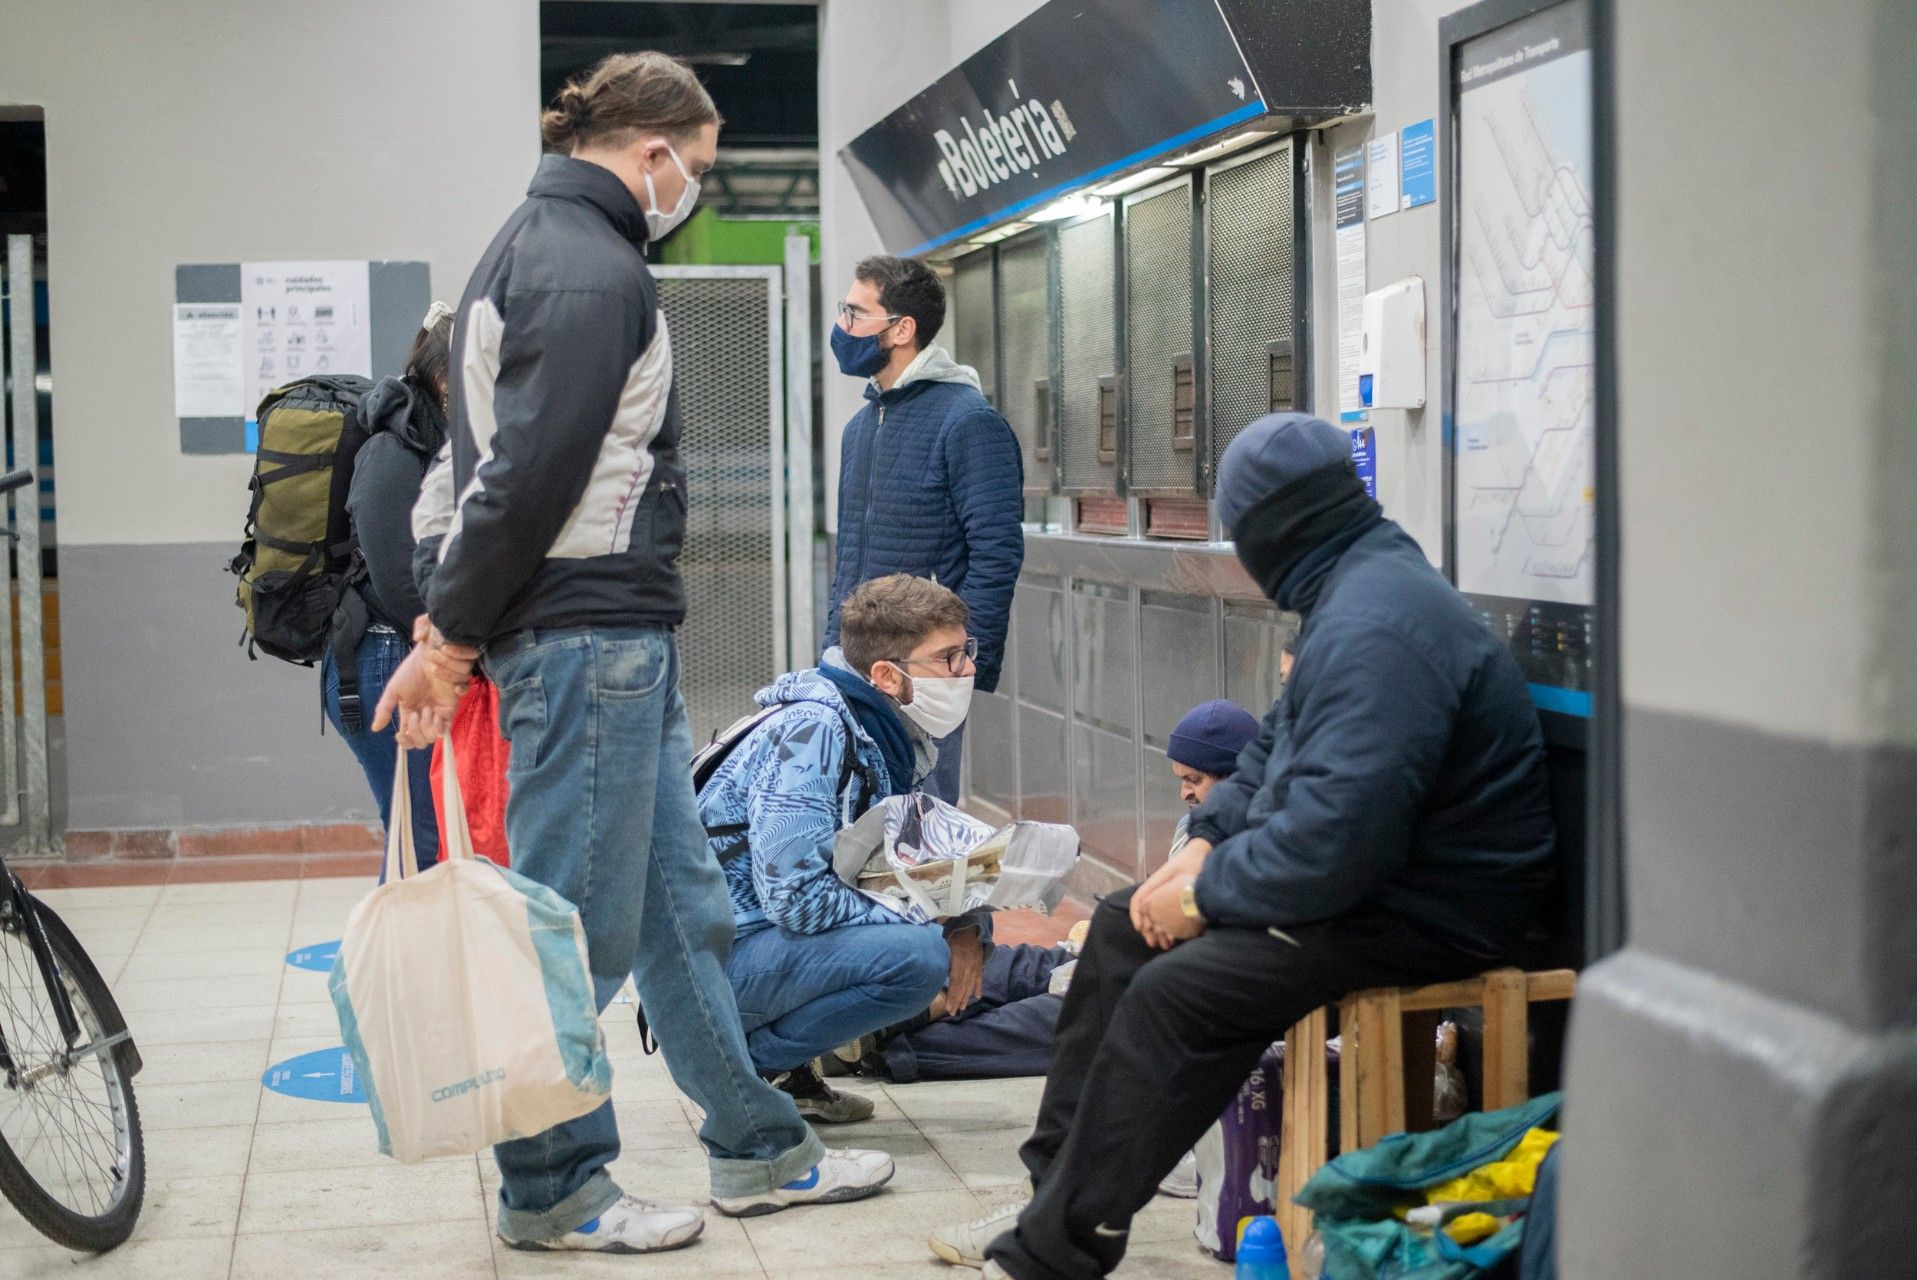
[939, 413, 1557, 1280]
[700, 573, 990, 1122]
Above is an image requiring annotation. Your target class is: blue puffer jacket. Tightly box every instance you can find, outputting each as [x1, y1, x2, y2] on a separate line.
[1189, 520, 1556, 956]
[701, 659, 928, 938]
[825, 345, 1025, 693]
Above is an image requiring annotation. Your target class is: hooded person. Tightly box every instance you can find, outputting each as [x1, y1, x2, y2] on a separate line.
[697, 574, 998, 1123]
[935, 413, 1557, 1280]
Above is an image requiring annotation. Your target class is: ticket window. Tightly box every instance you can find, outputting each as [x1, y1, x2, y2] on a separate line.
[1204, 139, 1304, 490]
[994, 228, 1057, 501]
[1055, 208, 1122, 532]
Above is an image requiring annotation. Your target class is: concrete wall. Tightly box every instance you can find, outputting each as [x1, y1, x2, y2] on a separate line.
[0, 0, 539, 828]
[1561, 1, 1917, 1275]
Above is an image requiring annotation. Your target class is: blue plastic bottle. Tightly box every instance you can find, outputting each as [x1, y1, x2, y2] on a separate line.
[1234, 1215, 1290, 1280]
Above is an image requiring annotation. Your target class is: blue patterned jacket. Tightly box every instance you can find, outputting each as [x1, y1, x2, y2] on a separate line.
[702, 663, 920, 937]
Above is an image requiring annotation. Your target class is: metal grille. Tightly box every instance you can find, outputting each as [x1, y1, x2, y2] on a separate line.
[657, 273, 779, 745]
[949, 247, 998, 407]
[1057, 211, 1119, 495]
[1125, 180, 1196, 494]
[996, 229, 1054, 495]
[1206, 141, 1297, 484]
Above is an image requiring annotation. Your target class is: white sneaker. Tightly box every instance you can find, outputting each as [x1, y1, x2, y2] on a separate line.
[1157, 1149, 1200, 1198]
[928, 1198, 1027, 1268]
[499, 1193, 704, 1253]
[709, 1147, 895, 1217]
[982, 1262, 1018, 1280]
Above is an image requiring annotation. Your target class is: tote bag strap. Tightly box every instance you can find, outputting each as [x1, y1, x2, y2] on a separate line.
[385, 747, 421, 882]
[385, 729, 480, 881]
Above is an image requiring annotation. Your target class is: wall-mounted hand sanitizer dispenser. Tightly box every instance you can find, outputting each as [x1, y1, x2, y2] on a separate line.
[1359, 277, 1426, 410]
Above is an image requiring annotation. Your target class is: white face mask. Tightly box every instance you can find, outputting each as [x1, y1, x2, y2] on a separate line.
[896, 673, 974, 739]
[641, 143, 700, 241]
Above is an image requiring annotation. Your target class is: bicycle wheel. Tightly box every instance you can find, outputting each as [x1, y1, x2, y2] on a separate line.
[0, 894, 145, 1251]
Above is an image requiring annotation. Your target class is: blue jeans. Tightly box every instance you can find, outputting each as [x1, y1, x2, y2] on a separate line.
[322, 628, 438, 874]
[727, 921, 949, 1072]
[924, 719, 966, 804]
[485, 626, 824, 1241]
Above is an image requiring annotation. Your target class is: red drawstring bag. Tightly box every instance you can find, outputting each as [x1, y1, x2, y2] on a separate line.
[431, 671, 512, 866]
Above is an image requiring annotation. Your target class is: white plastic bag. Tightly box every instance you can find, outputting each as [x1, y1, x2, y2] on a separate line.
[329, 736, 611, 1163]
[831, 793, 1080, 923]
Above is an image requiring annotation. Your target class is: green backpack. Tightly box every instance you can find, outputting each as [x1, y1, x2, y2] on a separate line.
[229, 375, 375, 721]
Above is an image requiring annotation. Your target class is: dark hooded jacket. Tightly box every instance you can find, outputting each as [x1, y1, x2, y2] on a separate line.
[1188, 413, 1555, 955]
[348, 375, 446, 633]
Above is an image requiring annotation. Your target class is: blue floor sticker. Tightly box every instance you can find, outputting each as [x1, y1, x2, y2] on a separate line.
[263, 1046, 365, 1104]
[286, 940, 341, 972]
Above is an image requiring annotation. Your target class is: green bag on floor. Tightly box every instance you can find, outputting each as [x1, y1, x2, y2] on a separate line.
[1296, 1092, 1563, 1280]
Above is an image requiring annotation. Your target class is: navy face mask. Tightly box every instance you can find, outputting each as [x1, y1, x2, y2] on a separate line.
[830, 321, 894, 378]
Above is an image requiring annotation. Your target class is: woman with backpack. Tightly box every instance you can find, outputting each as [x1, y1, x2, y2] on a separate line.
[321, 304, 455, 872]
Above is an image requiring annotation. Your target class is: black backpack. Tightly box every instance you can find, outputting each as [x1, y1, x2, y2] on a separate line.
[228, 375, 376, 726]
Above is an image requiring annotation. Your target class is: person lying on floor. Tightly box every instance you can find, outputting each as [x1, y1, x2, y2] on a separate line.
[855, 698, 1265, 1090]
[928, 412, 1558, 1280]
[697, 572, 992, 1122]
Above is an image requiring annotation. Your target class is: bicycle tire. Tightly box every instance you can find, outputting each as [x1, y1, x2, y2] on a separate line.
[0, 897, 146, 1251]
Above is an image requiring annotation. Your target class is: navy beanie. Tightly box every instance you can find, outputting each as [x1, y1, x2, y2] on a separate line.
[1167, 700, 1261, 779]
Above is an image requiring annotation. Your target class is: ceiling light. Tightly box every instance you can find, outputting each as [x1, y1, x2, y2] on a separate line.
[1091, 166, 1177, 198]
[1026, 193, 1104, 223]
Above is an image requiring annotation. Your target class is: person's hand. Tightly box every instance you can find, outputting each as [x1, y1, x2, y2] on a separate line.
[1139, 871, 1207, 951]
[935, 927, 986, 1019]
[1131, 838, 1212, 936]
[373, 647, 464, 749]
[418, 623, 480, 690]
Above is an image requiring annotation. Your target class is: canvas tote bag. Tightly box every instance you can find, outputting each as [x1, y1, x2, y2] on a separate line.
[329, 734, 611, 1162]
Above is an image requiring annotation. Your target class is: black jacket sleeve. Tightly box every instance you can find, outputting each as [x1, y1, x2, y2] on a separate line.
[1186, 697, 1284, 848]
[1192, 622, 1459, 930]
[428, 287, 647, 646]
[346, 435, 428, 632]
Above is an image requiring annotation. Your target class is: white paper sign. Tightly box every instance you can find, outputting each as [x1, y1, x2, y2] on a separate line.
[171, 304, 245, 417]
[1366, 132, 1401, 220]
[1334, 146, 1368, 423]
[241, 260, 372, 421]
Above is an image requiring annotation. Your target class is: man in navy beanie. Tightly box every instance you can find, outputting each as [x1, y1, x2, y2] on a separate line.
[959, 413, 1555, 1280]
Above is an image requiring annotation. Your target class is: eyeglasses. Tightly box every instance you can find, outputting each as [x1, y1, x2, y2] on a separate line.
[837, 301, 901, 330]
[889, 637, 978, 677]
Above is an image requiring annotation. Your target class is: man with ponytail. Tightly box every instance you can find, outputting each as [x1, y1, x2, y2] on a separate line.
[377, 52, 893, 1256]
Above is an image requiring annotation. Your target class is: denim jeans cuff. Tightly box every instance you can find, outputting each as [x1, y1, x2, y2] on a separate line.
[705, 1127, 828, 1199]
[495, 1170, 623, 1242]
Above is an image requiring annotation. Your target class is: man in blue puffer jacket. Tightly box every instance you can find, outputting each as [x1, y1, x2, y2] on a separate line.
[825, 256, 1026, 802]
[702, 574, 993, 1124]
[966, 414, 1557, 1280]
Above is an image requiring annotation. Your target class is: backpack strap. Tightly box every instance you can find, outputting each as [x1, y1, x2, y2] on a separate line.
[705, 717, 883, 858]
[327, 588, 373, 733]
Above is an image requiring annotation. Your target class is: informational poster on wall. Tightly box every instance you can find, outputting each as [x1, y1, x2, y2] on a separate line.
[1334, 145, 1368, 424]
[170, 304, 244, 418]
[1453, 4, 1594, 608]
[1447, 0, 1596, 720]
[241, 261, 373, 429]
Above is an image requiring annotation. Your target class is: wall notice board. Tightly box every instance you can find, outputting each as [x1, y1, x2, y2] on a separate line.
[172, 260, 429, 455]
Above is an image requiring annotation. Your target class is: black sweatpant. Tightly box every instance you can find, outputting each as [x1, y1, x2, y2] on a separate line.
[881, 943, 1070, 1082]
[988, 887, 1490, 1280]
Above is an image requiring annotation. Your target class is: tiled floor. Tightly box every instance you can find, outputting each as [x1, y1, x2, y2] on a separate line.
[1, 877, 1219, 1279]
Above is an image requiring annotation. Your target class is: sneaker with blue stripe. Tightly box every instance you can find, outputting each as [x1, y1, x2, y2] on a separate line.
[499, 1193, 704, 1253]
[709, 1147, 895, 1217]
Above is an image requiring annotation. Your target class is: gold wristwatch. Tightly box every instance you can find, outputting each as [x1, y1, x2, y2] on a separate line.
[1179, 883, 1203, 922]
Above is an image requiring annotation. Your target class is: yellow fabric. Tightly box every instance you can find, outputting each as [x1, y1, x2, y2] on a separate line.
[1443, 1212, 1502, 1245]
[1425, 1127, 1559, 1243]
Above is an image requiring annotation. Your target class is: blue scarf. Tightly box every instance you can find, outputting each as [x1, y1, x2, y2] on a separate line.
[819, 665, 916, 797]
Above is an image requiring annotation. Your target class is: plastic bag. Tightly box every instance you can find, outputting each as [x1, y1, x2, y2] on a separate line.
[831, 793, 1080, 923]
[430, 671, 510, 866]
[1194, 1041, 1285, 1260]
[329, 736, 611, 1162]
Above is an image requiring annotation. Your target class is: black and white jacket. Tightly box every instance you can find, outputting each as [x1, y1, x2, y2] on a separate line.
[427, 154, 688, 648]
